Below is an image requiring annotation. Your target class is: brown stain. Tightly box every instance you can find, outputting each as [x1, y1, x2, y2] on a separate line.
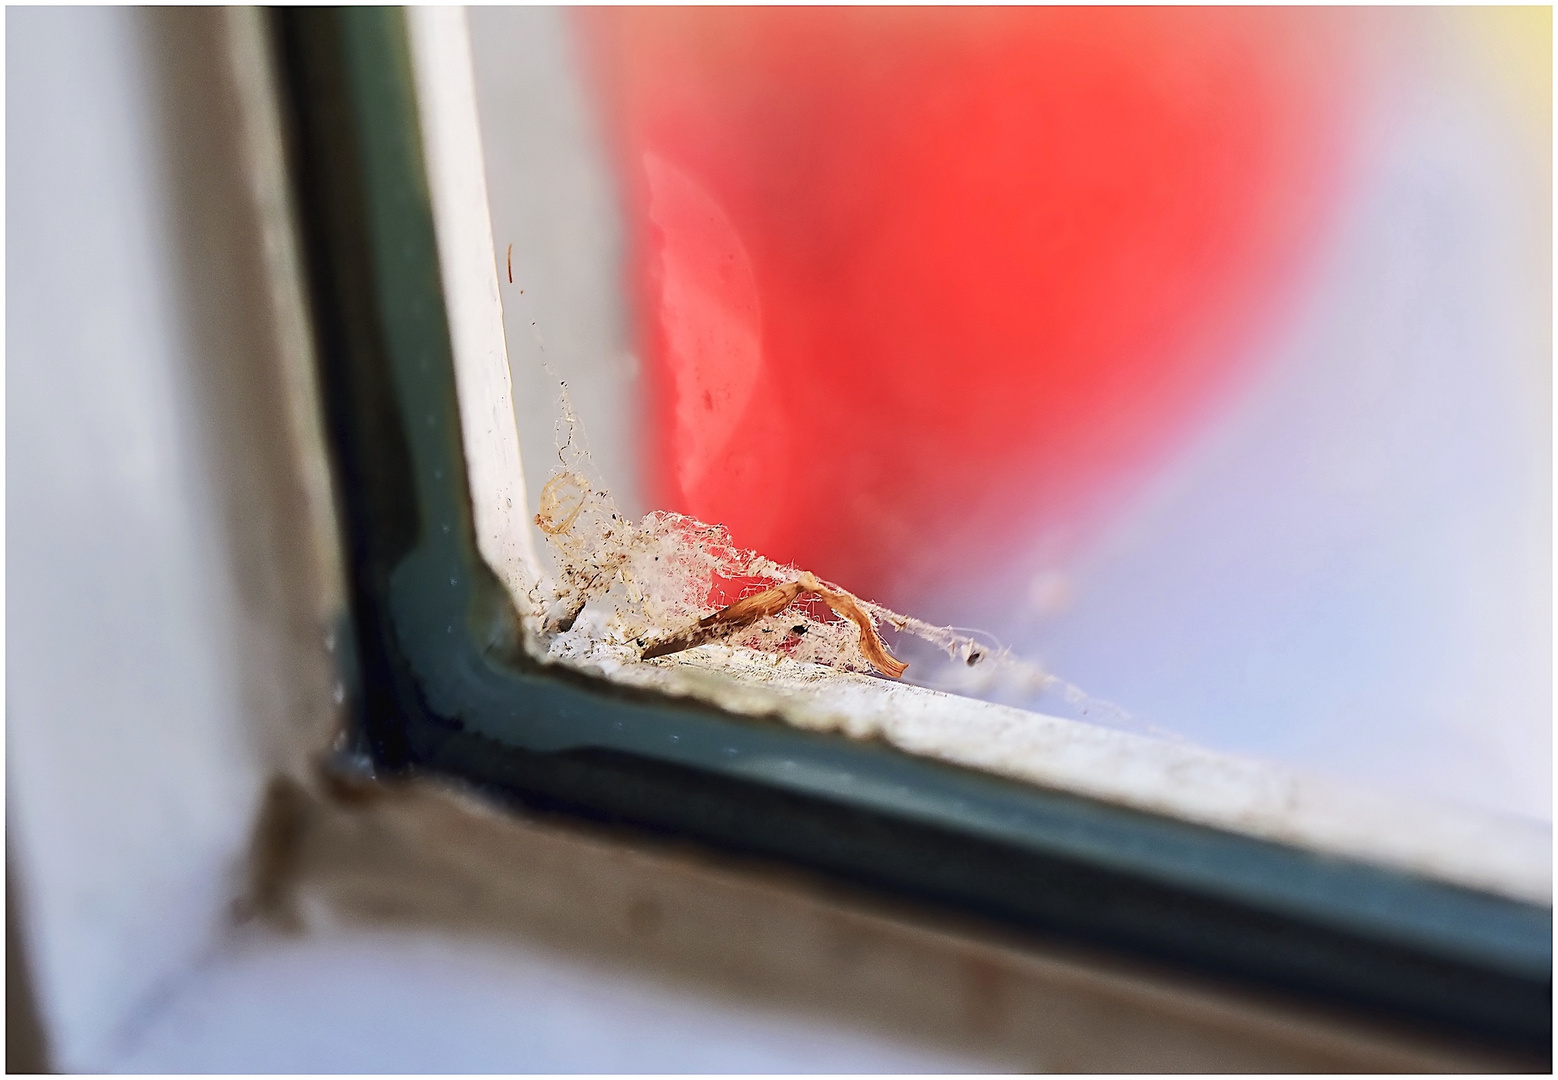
[239, 773, 1537, 1072]
[246, 775, 313, 931]
[960, 953, 1009, 1037]
[823, 915, 870, 970]
[627, 896, 664, 936]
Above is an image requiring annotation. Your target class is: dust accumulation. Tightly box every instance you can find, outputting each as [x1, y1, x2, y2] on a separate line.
[519, 387, 1142, 736]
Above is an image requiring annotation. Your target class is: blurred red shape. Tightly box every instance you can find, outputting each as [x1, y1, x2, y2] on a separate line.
[579, 7, 1354, 606]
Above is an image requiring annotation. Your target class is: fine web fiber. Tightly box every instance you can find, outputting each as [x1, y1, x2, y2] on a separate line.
[521, 382, 1149, 737]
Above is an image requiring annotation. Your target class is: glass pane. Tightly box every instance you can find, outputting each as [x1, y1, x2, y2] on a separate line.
[470, 7, 1550, 823]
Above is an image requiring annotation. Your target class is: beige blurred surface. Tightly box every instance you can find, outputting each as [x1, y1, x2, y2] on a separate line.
[235, 772, 1533, 1073]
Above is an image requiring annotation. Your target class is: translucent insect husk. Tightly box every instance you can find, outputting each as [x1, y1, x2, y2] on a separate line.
[528, 471, 1038, 684]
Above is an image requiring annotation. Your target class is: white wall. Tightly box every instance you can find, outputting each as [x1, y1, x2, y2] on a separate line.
[7, 8, 268, 1067]
[2, 10, 981, 1070]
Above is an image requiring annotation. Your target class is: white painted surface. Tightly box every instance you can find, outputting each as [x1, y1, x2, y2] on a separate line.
[408, 6, 543, 617]
[555, 644, 1553, 905]
[7, 9, 265, 1067]
[109, 926, 993, 1073]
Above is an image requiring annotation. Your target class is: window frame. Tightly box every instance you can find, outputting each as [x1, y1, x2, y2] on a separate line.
[271, 7, 1551, 1060]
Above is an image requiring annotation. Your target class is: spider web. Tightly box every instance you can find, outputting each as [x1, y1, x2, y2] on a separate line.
[517, 384, 1154, 738]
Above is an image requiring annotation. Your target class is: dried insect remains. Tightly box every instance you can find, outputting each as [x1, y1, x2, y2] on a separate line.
[641, 571, 909, 678]
[515, 389, 1138, 735]
[529, 470, 899, 675]
[526, 465, 1050, 691]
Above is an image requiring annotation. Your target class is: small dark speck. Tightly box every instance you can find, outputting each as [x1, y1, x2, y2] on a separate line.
[792, 625, 807, 635]
[967, 650, 984, 666]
